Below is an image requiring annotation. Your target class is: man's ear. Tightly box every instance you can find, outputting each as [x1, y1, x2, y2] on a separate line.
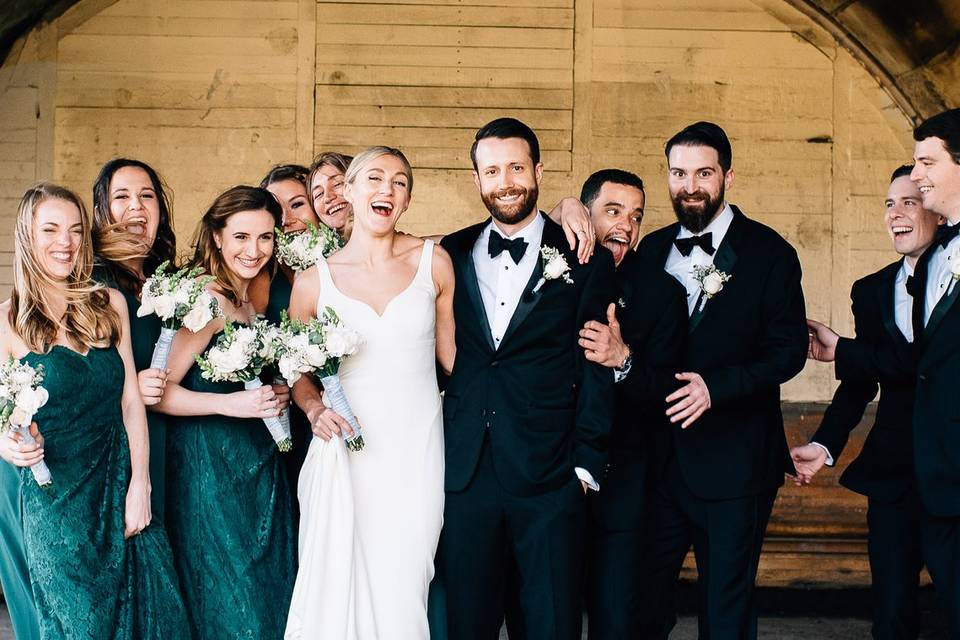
[472, 170, 481, 191]
[723, 168, 735, 192]
[534, 162, 544, 186]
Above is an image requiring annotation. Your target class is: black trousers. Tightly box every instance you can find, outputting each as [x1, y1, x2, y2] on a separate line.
[922, 511, 960, 639]
[585, 523, 647, 639]
[637, 461, 777, 640]
[438, 440, 587, 640]
[866, 493, 924, 640]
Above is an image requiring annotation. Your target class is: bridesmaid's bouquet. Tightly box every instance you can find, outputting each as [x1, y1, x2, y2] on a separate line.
[195, 319, 292, 452]
[277, 308, 364, 451]
[138, 261, 221, 369]
[0, 358, 52, 487]
[274, 222, 343, 272]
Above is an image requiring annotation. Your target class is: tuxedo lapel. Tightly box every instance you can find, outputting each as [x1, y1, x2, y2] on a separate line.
[877, 261, 906, 345]
[924, 275, 960, 342]
[454, 224, 497, 352]
[689, 211, 741, 334]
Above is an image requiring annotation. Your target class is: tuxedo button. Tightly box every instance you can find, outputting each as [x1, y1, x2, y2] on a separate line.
[490, 360, 499, 367]
[918, 374, 927, 382]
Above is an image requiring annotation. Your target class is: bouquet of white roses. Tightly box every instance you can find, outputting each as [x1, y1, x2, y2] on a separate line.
[274, 222, 343, 272]
[195, 318, 292, 452]
[138, 261, 221, 369]
[278, 307, 364, 451]
[0, 358, 51, 487]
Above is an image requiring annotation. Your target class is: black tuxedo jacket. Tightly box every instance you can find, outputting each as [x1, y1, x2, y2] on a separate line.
[441, 215, 617, 497]
[635, 206, 808, 501]
[837, 244, 960, 516]
[589, 250, 687, 531]
[812, 261, 915, 503]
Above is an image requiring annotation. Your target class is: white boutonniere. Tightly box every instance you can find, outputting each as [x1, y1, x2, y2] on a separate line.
[617, 297, 627, 309]
[692, 264, 732, 312]
[532, 246, 574, 294]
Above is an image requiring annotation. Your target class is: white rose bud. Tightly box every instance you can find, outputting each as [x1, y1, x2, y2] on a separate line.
[324, 329, 349, 357]
[544, 256, 569, 280]
[11, 369, 33, 387]
[702, 271, 724, 295]
[304, 344, 328, 368]
[278, 355, 301, 385]
[173, 281, 193, 306]
[15, 387, 41, 414]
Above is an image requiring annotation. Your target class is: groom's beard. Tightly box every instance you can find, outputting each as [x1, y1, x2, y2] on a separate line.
[482, 184, 539, 226]
[671, 186, 724, 234]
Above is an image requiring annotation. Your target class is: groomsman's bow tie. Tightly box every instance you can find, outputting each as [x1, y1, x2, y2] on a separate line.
[905, 275, 918, 297]
[488, 232, 528, 264]
[674, 232, 715, 257]
[936, 223, 960, 249]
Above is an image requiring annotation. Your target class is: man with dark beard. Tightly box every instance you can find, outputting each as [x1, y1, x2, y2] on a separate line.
[633, 121, 808, 639]
[438, 118, 616, 640]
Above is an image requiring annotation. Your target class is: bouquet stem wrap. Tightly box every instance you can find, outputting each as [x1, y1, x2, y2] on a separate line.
[243, 378, 292, 452]
[320, 373, 363, 451]
[149, 327, 178, 371]
[17, 425, 52, 487]
[273, 375, 292, 440]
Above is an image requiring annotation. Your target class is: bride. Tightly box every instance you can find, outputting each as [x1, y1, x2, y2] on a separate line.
[285, 146, 456, 639]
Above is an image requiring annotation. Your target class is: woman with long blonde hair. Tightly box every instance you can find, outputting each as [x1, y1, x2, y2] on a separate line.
[156, 185, 296, 639]
[0, 183, 188, 639]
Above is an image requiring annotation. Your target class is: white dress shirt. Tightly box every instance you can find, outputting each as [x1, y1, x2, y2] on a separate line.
[665, 203, 736, 315]
[894, 260, 915, 343]
[922, 224, 960, 326]
[814, 259, 915, 466]
[472, 213, 599, 491]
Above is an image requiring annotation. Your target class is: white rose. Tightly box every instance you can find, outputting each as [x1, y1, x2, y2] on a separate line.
[14, 387, 42, 414]
[234, 327, 257, 348]
[35, 386, 48, 409]
[278, 355, 301, 385]
[950, 257, 960, 277]
[137, 292, 155, 318]
[152, 293, 176, 320]
[544, 255, 569, 280]
[209, 346, 245, 375]
[182, 304, 213, 333]
[304, 344, 327, 368]
[325, 328, 360, 358]
[11, 369, 33, 387]
[9, 406, 30, 428]
[173, 281, 194, 306]
[702, 271, 724, 295]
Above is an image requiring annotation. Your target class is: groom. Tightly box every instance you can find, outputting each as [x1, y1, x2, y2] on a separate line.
[439, 118, 616, 640]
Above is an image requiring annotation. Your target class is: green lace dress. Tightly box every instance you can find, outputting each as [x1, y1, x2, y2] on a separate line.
[264, 272, 312, 524]
[0, 461, 40, 640]
[20, 345, 190, 639]
[165, 334, 296, 639]
[92, 269, 169, 521]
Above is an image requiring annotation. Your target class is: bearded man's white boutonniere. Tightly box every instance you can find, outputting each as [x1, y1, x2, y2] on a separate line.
[532, 246, 574, 294]
[692, 264, 732, 312]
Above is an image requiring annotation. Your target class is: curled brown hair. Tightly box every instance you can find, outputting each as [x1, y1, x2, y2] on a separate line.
[10, 183, 121, 353]
[186, 185, 282, 308]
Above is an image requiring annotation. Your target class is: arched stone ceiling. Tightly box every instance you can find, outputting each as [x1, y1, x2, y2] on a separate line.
[2, 0, 958, 123]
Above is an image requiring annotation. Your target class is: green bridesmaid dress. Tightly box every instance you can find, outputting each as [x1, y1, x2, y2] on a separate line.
[0, 461, 40, 640]
[165, 334, 296, 639]
[20, 346, 190, 639]
[264, 272, 312, 524]
[92, 268, 168, 521]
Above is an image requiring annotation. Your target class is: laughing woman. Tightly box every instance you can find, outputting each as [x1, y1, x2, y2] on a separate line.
[156, 186, 296, 639]
[91, 158, 178, 521]
[0, 183, 189, 639]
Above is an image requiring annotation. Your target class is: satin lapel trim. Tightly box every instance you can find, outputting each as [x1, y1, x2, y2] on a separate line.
[689, 236, 738, 334]
[878, 264, 906, 345]
[499, 245, 546, 348]
[458, 232, 497, 352]
[924, 276, 960, 342]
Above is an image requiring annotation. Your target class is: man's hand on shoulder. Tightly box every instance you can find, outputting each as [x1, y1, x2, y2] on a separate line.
[807, 318, 839, 362]
[665, 372, 711, 428]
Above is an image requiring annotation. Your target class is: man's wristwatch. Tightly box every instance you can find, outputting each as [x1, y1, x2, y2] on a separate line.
[617, 347, 632, 371]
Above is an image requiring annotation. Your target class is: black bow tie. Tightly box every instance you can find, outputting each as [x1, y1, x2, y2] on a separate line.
[673, 232, 715, 257]
[936, 224, 960, 249]
[488, 231, 528, 264]
[905, 274, 919, 297]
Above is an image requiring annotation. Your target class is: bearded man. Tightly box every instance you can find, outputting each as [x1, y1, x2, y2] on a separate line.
[633, 121, 808, 639]
[437, 117, 617, 640]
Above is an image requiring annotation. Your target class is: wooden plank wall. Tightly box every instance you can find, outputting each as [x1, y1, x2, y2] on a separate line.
[0, 0, 918, 401]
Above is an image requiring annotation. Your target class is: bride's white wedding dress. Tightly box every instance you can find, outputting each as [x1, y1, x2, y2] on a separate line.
[285, 240, 445, 639]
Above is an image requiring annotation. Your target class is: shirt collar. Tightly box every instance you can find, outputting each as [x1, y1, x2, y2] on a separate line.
[677, 202, 734, 240]
[486, 210, 544, 243]
[899, 259, 914, 281]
